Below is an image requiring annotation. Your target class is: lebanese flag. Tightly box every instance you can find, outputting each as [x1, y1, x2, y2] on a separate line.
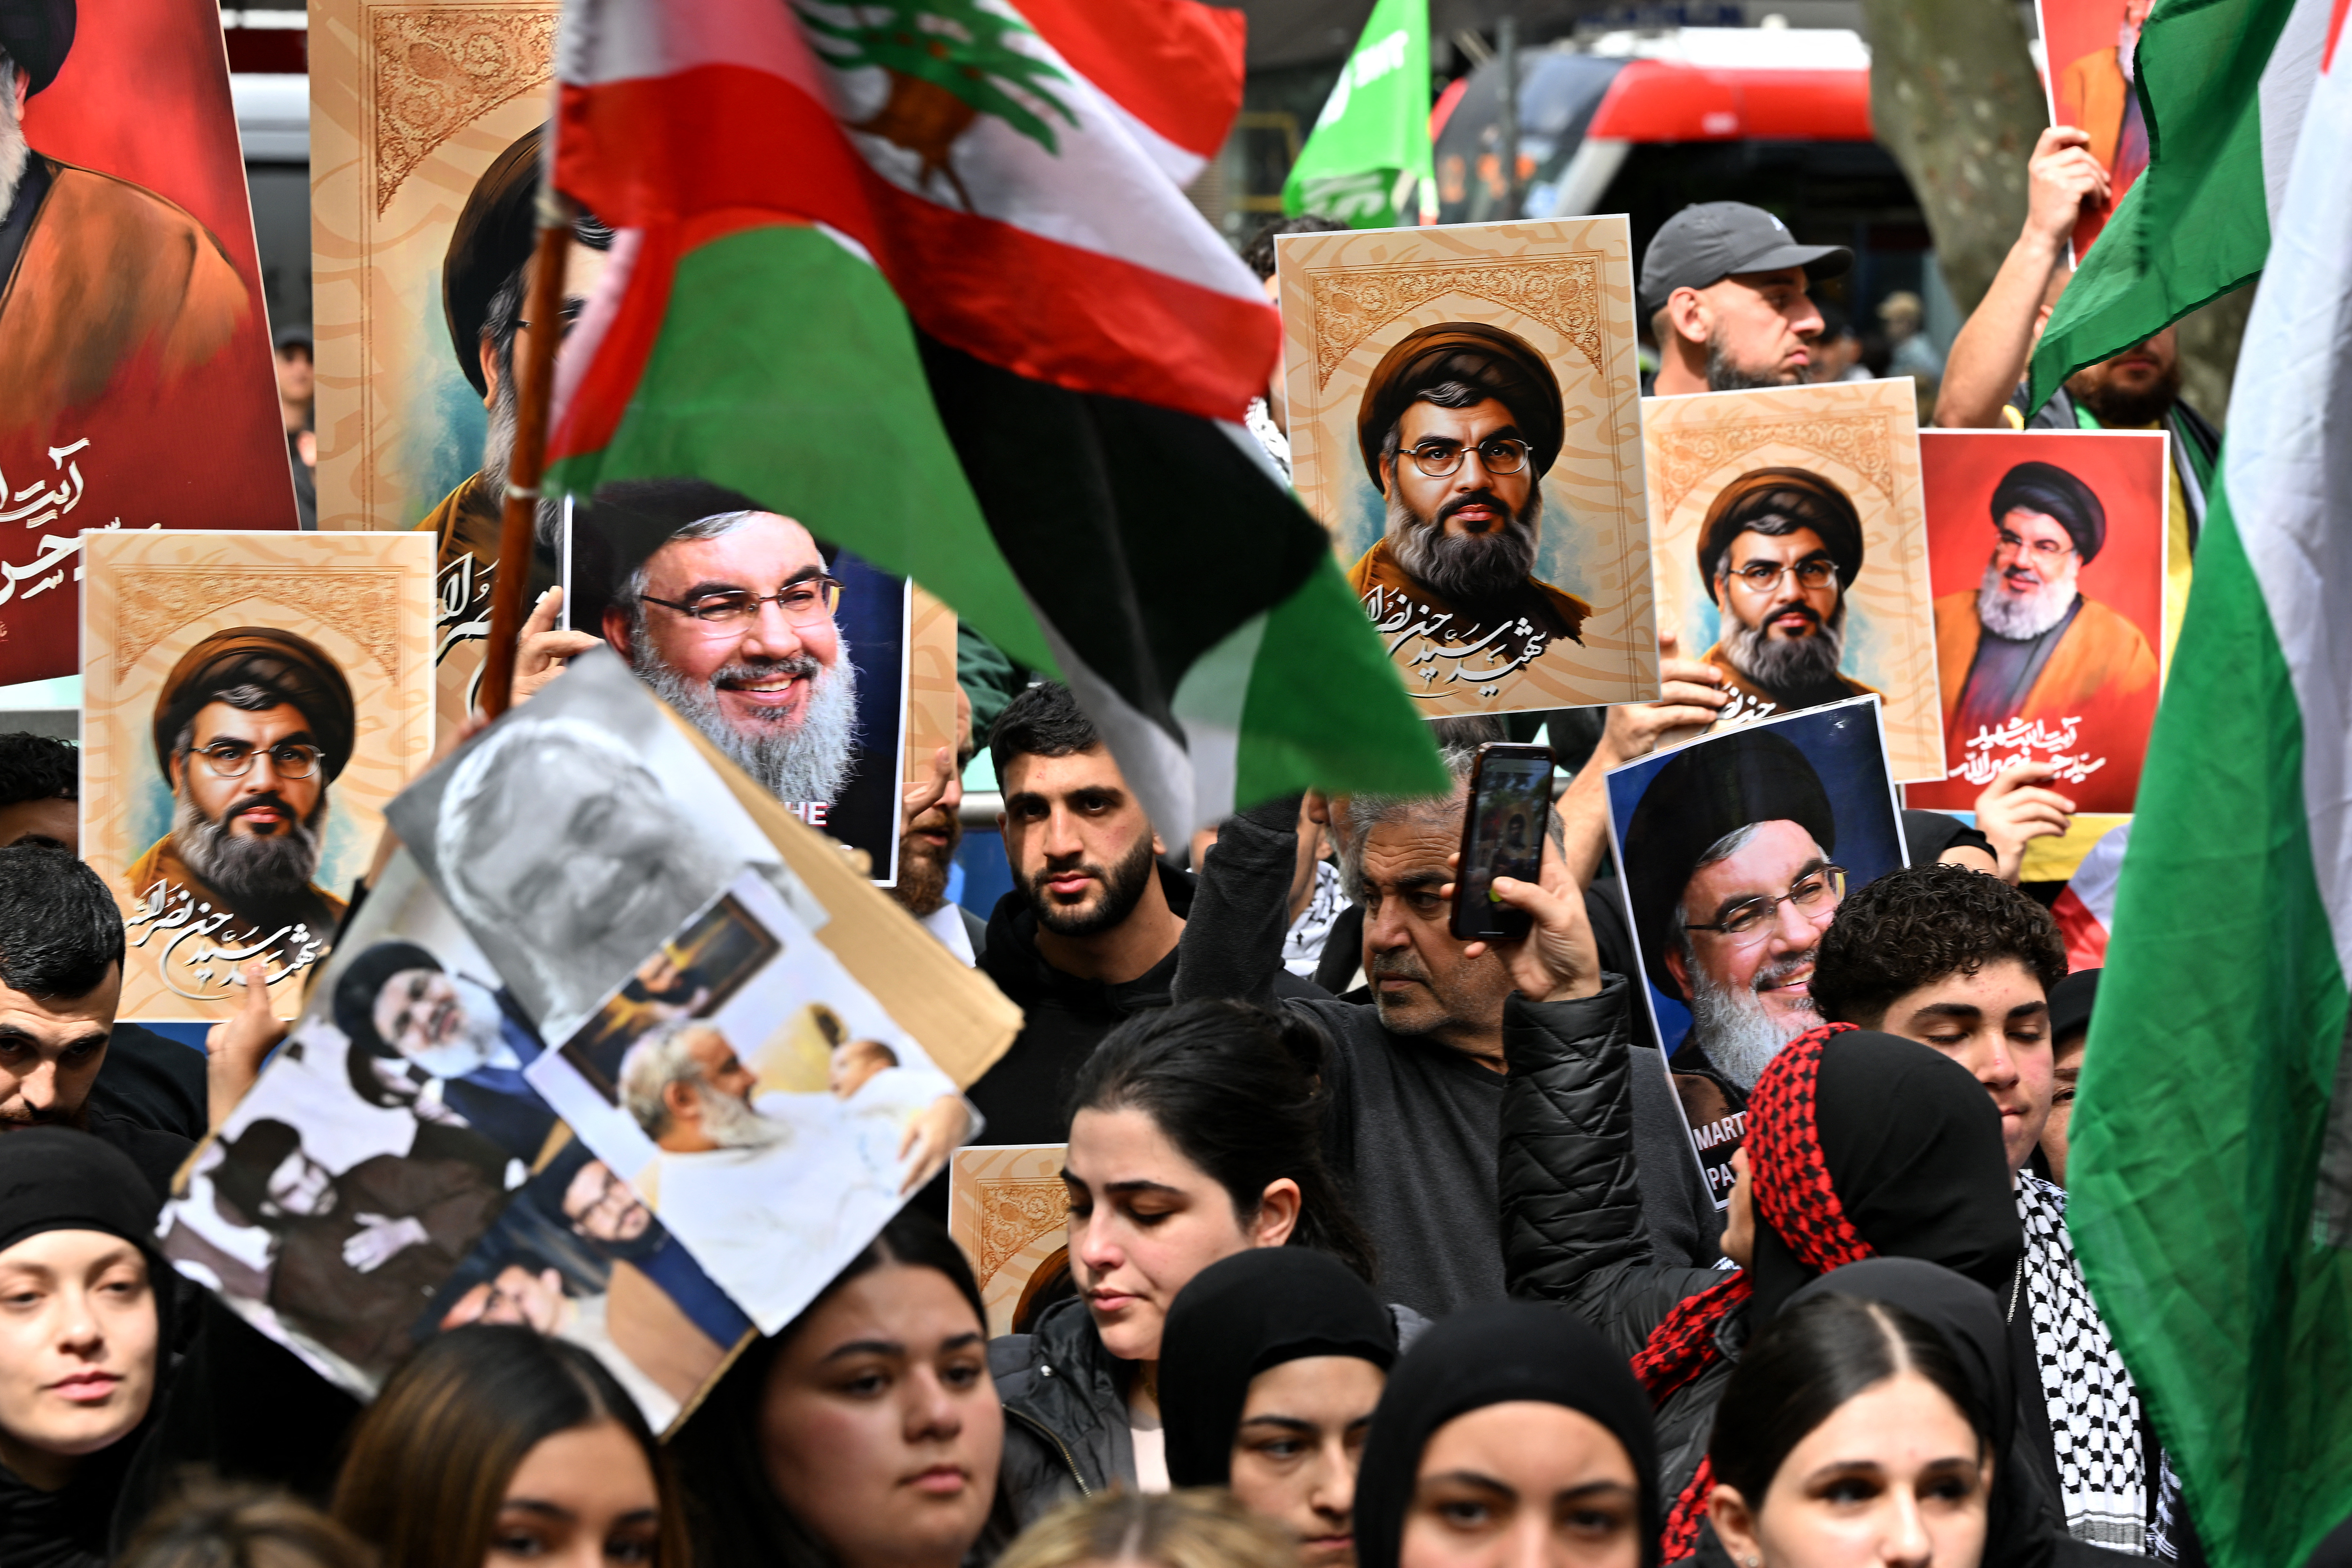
[547, 0, 1446, 832]
[2049, 820, 2129, 971]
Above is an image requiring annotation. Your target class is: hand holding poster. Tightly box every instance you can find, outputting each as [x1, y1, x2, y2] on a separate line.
[2038, 0, 2155, 259]
[1605, 698, 1909, 1204]
[1276, 216, 1659, 714]
[1910, 429, 2168, 815]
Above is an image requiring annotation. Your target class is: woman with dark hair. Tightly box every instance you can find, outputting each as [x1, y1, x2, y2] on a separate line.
[1706, 1291, 1994, 1568]
[1159, 1248, 1398, 1568]
[331, 1325, 685, 1568]
[1499, 1021, 2023, 1561]
[991, 999, 1380, 1523]
[1352, 1300, 1659, 1568]
[667, 1210, 1008, 1568]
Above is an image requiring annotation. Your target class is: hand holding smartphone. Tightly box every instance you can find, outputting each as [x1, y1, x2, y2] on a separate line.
[1450, 742, 1556, 943]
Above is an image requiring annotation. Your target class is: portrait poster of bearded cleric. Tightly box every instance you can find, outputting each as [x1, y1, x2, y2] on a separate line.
[2038, 0, 2156, 259]
[564, 480, 915, 884]
[305, 5, 568, 742]
[1908, 430, 2168, 820]
[0, 0, 298, 684]
[78, 530, 435, 1023]
[1274, 217, 1659, 715]
[1605, 699, 1907, 1206]
[1641, 378, 1946, 782]
[159, 848, 752, 1421]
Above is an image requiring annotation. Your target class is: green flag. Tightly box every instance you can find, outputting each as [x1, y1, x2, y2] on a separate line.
[2025, 0, 2325, 411]
[1283, 0, 1434, 228]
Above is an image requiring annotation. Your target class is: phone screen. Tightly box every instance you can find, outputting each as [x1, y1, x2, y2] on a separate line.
[1454, 753, 1553, 939]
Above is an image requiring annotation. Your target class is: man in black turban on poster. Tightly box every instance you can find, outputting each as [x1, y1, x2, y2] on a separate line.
[1934, 459, 2158, 800]
[0, 0, 251, 429]
[419, 124, 611, 706]
[1694, 466, 1880, 721]
[1347, 323, 1593, 676]
[1622, 728, 1842, 1196]
[127, 628, 355, 975]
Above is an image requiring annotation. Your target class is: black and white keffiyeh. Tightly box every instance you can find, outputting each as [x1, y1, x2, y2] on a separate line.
[1282, 860, 1347, 977]
[2016, 1172, 2148, 1552]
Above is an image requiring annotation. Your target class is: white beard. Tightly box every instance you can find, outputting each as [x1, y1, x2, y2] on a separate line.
[633, 641, 860, 805]
[0, 82, 25, 216]
[405, 975, 516, 1078]
[1977, 558, 2080, 641]
[696, 1084, 788, 1151]
[1686, 956, 1819, 1092]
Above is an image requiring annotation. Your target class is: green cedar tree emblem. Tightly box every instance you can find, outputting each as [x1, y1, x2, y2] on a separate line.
[796, 0, 1079, 209]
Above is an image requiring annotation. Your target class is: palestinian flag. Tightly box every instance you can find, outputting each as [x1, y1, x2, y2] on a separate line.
[545, 0, 1445, 832]
[2066, 13, 2352, 1568]
[2027, 0, 2335, 409]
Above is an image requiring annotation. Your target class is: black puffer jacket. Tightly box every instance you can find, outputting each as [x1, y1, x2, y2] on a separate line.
[989, 1297, 1131, 1528]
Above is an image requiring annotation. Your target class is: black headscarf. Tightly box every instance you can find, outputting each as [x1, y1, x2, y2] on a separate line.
[1749, 1033, 2022, 1324]
[1356, 1301, 1661, 1568]
[1788, 1259, 2062, 1568]
[0, 1129, 173, 1568]
[1159, 1249, 1396, 1489]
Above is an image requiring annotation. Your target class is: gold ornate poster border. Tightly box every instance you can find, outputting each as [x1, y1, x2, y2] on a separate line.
[1650, 412, 1899, 521]
[113, 568, 410, 684]
[1306, 253, 1605, 388]
[367, 6, 560, 215]
[971, 1178, 1065, 1285]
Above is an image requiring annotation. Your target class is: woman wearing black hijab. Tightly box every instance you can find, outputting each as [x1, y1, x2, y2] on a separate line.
[1499, 1022, 2021, 1561]
[1354, 1300, 1661, 1568]
[1160, 1249, 1398, 1568]
[0, 1128, 177, 1568]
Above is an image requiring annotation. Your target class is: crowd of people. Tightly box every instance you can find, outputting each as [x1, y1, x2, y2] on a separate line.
[0, 109, 2283, 1568]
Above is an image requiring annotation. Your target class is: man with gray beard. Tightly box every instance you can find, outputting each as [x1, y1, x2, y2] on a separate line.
[1693, 466, 1881, 723]
[1936, 460, 2159, 803]
[1345, 322, 1595, 668]
[1623, 728, 1844, 1205]
[127, 628, 353, 981]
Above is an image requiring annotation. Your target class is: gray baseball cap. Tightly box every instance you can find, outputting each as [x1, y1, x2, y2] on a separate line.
[1638, 202, 1852, 313]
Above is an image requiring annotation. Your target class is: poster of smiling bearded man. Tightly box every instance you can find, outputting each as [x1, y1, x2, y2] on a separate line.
[563, 480, 913, 884]
[1275, 217, 1659, 715]
[1642, 378, 1944, 782]
[79, 530, 435, 1022]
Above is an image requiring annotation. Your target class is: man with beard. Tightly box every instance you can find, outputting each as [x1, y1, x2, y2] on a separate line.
[1642, 203, 1851, 397]
[1693, 467, 1878, 722]
[959, 683, 1326, 1178]
[619, 1020, 965, 1327]
[332, 940, 555, 1161]
[435, 711, 735, 1035]
[1936, 460, 2158, 801]
[0, 8, 250, 431]
[129, 628, 353, 979]
[891, 686, 985, 961]
[1622, 728, 1843, 1204]
[421, 125, 612, 709]
[1347, 322, 1594, 670]
[1170, 752, 1718, 1318]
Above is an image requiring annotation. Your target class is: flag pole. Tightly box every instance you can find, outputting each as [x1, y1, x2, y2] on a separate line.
[478, 178, 574, 721]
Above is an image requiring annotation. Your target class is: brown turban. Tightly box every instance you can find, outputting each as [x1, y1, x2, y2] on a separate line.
[1356, 323, 1564, 491]
[153, 629, 357, 786]
[1696, 467, 1865, 606]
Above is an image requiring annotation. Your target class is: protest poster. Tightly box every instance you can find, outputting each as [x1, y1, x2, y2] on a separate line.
[949, 1145, 1073, 1338]
[2037, 0, 2153, 260]
[158, 850, 753, 1429]
[79, 530, 434, 1022]
[0, 0, 297, 684]
[308, 0, 564, 734]
[1275, 216, 1659, 715]
[1641, 379, 1943, 783]
[1909, 428, 2167, 818]
[1605, 697, 1908, 1207]
[564, 485, 921, 882]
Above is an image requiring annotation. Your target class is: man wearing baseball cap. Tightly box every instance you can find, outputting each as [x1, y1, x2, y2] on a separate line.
[1641, 201, 1851, 396]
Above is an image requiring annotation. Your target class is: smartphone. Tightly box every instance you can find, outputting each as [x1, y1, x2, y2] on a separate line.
[1451, 742, 1556, 942]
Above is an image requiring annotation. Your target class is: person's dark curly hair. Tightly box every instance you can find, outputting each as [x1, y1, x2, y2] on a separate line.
[0, 732, 75, 809]
[1812, 863, 2066, 1027]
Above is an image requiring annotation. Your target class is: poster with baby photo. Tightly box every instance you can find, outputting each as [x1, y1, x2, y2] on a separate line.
[525, 866, 978, 1334]
[159, 850, 752, 1425]
[1604, 697, 1908, 1207]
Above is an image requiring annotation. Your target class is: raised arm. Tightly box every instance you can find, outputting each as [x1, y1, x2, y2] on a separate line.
[1933, 127, 2110, 428]
[1172, 791, 1304, 1009]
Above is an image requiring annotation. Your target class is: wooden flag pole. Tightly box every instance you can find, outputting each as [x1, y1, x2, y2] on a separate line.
[477, 186, 574, 721]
